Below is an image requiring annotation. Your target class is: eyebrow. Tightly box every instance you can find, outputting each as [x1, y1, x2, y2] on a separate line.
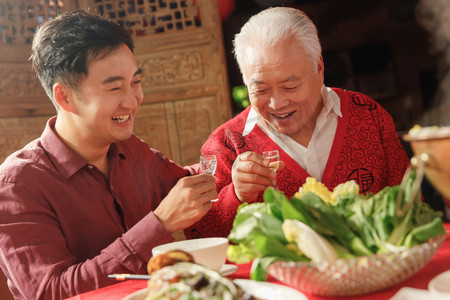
[102, 68, 143, 84]
[250, 75, 299, 85]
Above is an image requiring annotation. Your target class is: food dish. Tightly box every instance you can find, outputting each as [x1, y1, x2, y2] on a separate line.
[390, 287, 431, 300]
[151, 237, 228, 272]
[233, 279, 307, 300]
[268, 235, 446, 296]
[122, 279, 307, 300]
[428, 269, 450, 299]
[220, 264, 239, 276]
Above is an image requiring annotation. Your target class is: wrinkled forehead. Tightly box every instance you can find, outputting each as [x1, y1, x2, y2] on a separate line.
[242, 39, 313, 84]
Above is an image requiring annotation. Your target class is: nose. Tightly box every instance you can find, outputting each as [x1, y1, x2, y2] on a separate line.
[122, 86, 143, 109]
[268, 88, 289, 110]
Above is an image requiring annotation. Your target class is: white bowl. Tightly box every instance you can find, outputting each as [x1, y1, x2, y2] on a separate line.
[151, 237, 229, 272]
[428, 269, 450, 300]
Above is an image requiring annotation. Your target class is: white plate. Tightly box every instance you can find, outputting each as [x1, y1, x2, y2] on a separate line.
[122, 279, 307, 300]
[234, 279, 308, 300]
[123, 288, 146, 300]
[428, 269, 450, 299]
[390, 287, 430, 300]
[220, 264, 239, 276]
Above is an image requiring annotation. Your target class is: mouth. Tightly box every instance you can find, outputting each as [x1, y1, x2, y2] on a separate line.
[271, 111, 295, 119]
[112, 114, 130, 123]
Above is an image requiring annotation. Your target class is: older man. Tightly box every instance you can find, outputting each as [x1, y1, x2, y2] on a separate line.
[186, 7, 409, 238]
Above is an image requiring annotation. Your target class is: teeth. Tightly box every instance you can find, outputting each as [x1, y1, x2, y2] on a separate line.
[273, 112, 293, 119]
[112, 114, 129, 123]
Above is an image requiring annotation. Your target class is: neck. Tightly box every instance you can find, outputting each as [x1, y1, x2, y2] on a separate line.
[290, 99, 324, 147]
[54, 116, 111, 177]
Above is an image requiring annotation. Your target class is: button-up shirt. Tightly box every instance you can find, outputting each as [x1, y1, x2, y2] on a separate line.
[0, 116, 193, 300]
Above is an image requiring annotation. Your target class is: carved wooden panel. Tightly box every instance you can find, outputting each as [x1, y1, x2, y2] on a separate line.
[0, 0, 232, 167]
[0, 0, 63, 45]
[0, 116, 48, 160]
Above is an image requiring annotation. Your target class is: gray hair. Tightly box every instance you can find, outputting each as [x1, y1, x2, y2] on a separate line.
[233, 7, 322, 78]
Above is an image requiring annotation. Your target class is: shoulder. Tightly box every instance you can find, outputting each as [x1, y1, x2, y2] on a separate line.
[201, 108, 251, 153]
[332, 88, 388, 114]
[116, 134, 175, 166]
[206, 107, 251, 141]
[0, 139, 50, 184]
[214, 107, 250, 133]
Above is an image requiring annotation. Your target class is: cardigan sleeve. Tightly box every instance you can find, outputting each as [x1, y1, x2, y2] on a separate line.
[185, 126, 244, 238]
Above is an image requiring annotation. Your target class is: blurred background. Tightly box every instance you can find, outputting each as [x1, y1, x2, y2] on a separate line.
[1, 0, 449, 298]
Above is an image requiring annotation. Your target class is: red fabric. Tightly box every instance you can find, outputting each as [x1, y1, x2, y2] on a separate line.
[0, 117, 193, 299]
[66, 223, 450, 300]
[186, 88, 410, 238]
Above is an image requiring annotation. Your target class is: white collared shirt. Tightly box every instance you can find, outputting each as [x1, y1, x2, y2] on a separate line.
[243, 85, 342, 181]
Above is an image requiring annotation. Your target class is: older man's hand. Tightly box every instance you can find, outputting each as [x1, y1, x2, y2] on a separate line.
[232, 151, 284, 203]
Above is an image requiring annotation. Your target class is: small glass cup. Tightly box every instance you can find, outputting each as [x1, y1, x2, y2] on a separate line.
[263, 150, 280, 188]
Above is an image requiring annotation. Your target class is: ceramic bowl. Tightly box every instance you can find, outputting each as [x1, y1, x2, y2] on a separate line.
[151, 237, 229, 272]
[403, 126, 450, 199]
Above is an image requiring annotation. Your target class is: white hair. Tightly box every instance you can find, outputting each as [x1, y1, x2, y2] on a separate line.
[233, 7, 322, 77]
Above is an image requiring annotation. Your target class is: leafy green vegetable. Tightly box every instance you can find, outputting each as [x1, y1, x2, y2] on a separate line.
[227, 170, 446, 281]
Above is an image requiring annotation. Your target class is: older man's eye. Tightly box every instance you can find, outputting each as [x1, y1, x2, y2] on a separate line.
[285, 86, 299, 92]
[252, 89, 267, 95]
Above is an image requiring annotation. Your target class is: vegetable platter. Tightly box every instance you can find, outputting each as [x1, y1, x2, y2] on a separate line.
[226, 169, 447, 296]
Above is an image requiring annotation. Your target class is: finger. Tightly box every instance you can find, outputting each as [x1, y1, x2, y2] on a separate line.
[199, 189, 218, 204]
[234, 170, 274, 187]
[179, 174, 216, 187]
[234, 158, 276, 180]
[238, 151, 270, 167]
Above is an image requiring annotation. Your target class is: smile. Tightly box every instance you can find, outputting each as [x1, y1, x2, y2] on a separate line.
[112, 114, 130, 123]
[271, 111, 295, 119]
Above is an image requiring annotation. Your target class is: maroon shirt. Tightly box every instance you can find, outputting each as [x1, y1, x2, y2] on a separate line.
[0, 116, 194, 299]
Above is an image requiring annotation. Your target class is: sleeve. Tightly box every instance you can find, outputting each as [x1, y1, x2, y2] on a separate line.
[0, 177, 175, 300]
[184, 126, 244, 239]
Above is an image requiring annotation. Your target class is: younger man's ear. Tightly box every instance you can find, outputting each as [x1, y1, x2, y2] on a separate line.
[53, 83, 75, 113]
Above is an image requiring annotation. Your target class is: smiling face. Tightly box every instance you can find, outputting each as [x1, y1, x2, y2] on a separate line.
[242, 38, 324, 144]
[60, 44, 144, 148]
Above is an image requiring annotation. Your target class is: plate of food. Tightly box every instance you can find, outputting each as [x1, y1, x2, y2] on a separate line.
[123, 262, 306, 300]
[428, 269, 450, 299]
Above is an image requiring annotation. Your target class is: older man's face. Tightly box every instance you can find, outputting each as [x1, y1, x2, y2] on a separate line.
[242, 38, 324, 144]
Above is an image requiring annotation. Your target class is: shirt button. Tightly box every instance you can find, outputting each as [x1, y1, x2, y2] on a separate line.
[88, 165, 94, 169]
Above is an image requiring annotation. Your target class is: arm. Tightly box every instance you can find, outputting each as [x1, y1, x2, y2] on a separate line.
[0, 147, 215, 299]
[185, 127, 276, 238]
[0, 178, 174, 300]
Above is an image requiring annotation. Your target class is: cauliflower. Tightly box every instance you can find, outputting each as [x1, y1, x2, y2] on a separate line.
[295, 177, 360, 205]
[331, 180, 360, 203]
[282, 219, 337, 263]
[295, 177, 332, 203]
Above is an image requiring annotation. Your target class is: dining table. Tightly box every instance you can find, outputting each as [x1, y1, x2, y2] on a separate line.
[66, 222, 450, 300]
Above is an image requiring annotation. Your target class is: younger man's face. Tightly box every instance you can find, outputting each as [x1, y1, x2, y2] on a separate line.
[66, 44, 144, 147]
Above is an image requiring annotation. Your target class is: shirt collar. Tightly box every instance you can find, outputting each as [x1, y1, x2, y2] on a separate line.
[40, 116, 126, 179]
[242, 85, 341, 136]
